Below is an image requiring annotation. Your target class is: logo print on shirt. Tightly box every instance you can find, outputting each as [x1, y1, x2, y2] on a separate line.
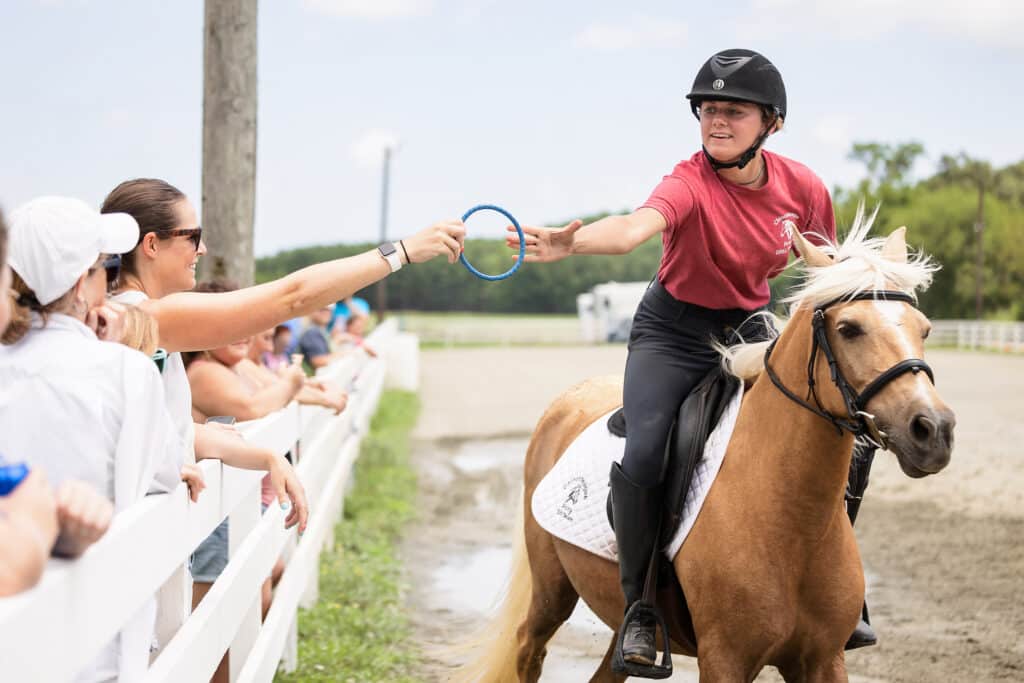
[773, 213, 799, 256]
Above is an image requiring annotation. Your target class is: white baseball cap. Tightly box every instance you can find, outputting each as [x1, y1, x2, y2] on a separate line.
[8, 196, 140, 305]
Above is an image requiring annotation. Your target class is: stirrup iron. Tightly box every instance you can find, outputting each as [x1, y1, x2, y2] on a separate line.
[612, 601, 673, 679]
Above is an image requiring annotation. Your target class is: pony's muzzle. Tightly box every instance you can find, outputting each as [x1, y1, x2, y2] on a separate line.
[901, 406, 955, 474]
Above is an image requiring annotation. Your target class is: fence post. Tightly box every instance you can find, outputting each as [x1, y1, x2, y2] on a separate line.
[228, 492, 261, 682]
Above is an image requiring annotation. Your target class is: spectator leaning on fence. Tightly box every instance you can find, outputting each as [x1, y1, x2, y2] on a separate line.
[99, 176, 463, 509]
[334, 307, 378, 358]
[0, 206, 59, 598]
[248, 323, 348, 412]
[0, 197, 203, 681]
[185, 279, 318, 681]
[297, 303, 353, 370]
[100, 176, 465, 362]
[261, 324, 292, 372]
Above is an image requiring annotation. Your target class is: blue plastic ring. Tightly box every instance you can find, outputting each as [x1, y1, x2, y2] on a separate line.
[459, 204, 524, 281]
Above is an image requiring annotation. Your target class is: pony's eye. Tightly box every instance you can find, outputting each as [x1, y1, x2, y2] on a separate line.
[837, 322, 864, 340]
[922, 326, 931, 340]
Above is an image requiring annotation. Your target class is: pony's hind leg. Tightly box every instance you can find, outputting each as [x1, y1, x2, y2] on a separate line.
[516, 518, 580, 682]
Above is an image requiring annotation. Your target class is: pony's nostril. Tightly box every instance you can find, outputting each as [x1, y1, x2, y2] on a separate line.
[911, 415, 936, 444]
[939, 420, 954, 449]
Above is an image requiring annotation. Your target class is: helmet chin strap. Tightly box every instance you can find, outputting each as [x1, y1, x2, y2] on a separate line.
[702, 128, 772, 171]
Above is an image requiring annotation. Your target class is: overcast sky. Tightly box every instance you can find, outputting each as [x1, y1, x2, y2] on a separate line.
[2, 0, 1022, 255]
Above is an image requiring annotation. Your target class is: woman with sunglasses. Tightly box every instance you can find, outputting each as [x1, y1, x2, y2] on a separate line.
[0, 196, 204, 681]
[103, 177, 463, 462]
[102, 177, 465, 355]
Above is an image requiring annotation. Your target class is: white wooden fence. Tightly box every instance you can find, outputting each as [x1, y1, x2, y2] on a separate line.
[0, 319, 419, 682]
[928, 320, 1024, 353]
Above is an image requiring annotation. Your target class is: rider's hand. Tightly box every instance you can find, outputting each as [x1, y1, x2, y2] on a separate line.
[402, 220, 466, 264]
[505, 219, 584, 263]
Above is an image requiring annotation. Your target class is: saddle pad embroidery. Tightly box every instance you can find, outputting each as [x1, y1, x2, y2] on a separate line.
[531, 385, 743, 562]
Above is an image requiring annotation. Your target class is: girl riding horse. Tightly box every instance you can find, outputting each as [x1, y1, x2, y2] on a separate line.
[460, 218, 954, 682]
[505, 48, 878, 675]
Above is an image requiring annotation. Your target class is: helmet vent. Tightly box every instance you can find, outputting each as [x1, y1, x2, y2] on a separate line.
[710, 54, 753, 78]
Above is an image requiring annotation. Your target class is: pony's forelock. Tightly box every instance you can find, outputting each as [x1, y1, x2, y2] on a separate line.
[783, 204, 938, 309]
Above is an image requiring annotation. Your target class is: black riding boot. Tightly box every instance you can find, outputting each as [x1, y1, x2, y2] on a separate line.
[609, 462, 671, 678]
[845, 443, 878, 651]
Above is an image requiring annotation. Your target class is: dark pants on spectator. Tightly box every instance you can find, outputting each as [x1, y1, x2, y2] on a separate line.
[621, 280, 770, 488]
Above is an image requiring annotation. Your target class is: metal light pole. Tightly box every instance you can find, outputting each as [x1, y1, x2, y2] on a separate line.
[974, 183, 986, 320]
[376, 145, 392, 320]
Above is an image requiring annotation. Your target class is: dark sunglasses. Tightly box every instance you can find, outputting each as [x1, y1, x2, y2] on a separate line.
[154, 227, 203, 251]
[95, 254, 121, 285]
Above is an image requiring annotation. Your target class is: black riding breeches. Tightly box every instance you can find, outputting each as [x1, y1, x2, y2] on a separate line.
[621, 280, 772, 489]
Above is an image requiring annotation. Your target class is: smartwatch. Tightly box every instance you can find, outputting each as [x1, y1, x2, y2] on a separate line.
[377, 241, 402, 272]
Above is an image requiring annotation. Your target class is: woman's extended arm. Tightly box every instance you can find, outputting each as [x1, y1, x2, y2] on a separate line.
[505, 208, 667, 263]
[142, 220, 465, 352]
[188, 361, 303, 422]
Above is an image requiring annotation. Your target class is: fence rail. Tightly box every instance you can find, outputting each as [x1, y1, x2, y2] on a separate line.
[404, 313, 1024, 353]
[928, 320, 1024, 353]
[0, 319, 416, 683]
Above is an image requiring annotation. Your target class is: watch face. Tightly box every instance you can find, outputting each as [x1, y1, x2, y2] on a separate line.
[378, 242, 397, 257]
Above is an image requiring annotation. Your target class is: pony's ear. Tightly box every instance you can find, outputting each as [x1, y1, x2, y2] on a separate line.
[793, 230, 833, 268]
[882, 226, 908, 263]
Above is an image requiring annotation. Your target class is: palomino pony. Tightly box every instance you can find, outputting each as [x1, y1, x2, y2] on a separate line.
[451, 217, 955, 682]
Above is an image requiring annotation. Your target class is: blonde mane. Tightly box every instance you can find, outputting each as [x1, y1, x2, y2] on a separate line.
[718, 205, 939, 381]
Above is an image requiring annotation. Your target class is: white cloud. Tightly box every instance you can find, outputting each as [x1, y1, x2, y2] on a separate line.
[301, 0, 433, 20]
[574, 16, 687, 51]
[746, 0, 1024, 50]
[350, 129, 400, 168]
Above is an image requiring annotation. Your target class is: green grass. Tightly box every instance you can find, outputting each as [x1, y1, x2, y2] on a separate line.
[276, 391, 422, 683]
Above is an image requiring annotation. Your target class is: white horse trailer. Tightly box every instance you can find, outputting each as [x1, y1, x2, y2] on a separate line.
[577, 281, 649, 343]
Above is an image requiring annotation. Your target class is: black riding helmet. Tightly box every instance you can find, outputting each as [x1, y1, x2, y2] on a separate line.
[686, 48, 786, 171]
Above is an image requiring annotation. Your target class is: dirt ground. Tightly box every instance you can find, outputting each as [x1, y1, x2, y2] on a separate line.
[401, 347, 1024, 682]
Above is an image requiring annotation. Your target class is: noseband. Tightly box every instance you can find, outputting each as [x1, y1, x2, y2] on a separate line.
[763, 291, 935, 449]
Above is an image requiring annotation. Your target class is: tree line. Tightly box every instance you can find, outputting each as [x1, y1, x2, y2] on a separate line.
[256, 146, 1024, 320]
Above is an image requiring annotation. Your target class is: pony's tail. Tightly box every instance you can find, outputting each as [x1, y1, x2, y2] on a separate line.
[446, 490, 532, 683]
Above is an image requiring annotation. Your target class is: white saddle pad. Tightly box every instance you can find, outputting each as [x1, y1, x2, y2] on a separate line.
[531, 385, 743, 562]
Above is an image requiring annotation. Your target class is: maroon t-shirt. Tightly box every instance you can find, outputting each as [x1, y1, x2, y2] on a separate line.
[641, 150, 836, 310]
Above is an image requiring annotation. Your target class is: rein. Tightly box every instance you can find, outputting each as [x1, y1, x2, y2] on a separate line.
[763, 290, 934, 449]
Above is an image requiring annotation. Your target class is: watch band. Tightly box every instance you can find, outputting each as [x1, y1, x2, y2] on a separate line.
[378, 242, 402, 272]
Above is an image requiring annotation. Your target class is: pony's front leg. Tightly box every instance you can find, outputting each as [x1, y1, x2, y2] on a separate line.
[778, 652, 847, 683]
[695, 633, 763, 683]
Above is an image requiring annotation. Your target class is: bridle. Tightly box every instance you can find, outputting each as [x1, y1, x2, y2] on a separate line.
[763, 290, 934, 449]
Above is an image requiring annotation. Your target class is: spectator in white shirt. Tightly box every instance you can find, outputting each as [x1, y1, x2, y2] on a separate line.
[0, 197, 203, 682]
[0, 207, 59, 596]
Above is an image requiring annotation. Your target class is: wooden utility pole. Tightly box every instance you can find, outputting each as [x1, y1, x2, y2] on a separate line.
[200, 0, 258, 286]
